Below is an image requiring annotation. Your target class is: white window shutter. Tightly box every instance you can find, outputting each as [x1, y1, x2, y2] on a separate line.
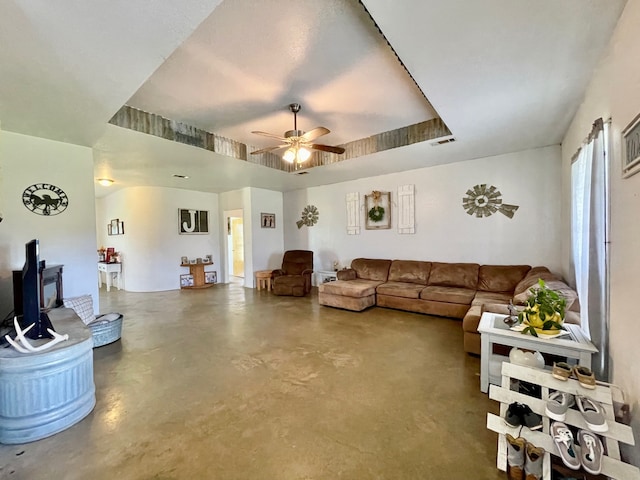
[346, 192, 360, 235]
[397, 184, 415, 234]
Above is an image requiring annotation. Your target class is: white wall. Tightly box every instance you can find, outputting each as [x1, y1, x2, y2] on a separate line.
[284, 146, 562, 273]
[561, 0, 640, 465]
[250, 188, 285, 272]
[0, 131, 99, 313]
[96, 186, 220, 292]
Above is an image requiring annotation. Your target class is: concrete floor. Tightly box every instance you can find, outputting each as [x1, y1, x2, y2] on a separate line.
[0, 283, 503, 480]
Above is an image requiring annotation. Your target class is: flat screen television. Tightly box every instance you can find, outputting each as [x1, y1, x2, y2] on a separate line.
[17, 239, 55, 339]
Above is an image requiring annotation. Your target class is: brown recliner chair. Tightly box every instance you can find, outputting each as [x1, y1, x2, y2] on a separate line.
[272, 250, 314, 297]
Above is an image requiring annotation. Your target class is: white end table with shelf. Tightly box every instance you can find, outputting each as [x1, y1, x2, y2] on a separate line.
[98, 262, 122, 292]
[477, 311, 597, 393]
[315, 270, 338, 286]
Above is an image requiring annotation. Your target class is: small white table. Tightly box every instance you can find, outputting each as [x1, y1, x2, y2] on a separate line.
[477, 311, 597, 393]
[98, 262, 122, 291]
[315, 270, 338, 286]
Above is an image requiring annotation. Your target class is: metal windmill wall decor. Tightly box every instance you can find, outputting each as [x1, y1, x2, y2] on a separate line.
[296, 205, 319, 229]
[462, 184, 519, 219]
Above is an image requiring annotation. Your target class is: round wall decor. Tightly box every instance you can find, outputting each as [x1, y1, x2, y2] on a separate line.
[462, 184, 519, 219]
[296, 205, 319, 229]
[22, 183, 69, 216]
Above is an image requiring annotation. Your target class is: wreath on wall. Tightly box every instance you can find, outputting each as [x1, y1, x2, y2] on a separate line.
[368, 205, 385, 222]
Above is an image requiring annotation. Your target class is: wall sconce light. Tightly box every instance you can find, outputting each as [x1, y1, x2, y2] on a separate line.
[97, 178, 114, 187]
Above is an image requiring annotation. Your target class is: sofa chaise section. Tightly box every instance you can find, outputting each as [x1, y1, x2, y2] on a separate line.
[318, 258, 391, 311]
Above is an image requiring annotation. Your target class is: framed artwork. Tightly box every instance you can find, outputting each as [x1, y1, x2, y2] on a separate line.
[180, 274, 194, 287]
[261, 212, 276, 228]
[107, 223, 112, 235]
[179, 209, 209, 234]
[622, 112, 640, 178]
[205, 271, 217, 284]
[364, 191, 391, 230]
[118, 220, 125, 235]
[180, 256, 188, 265]
[110, 219, 120, 235]
[204, 255, 213, 264]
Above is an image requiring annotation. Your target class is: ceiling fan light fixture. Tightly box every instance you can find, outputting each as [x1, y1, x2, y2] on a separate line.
[297, 147, 311, 163]
[283, 148, 296, 163]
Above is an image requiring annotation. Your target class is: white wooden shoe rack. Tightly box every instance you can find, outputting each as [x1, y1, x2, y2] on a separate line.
[487, 362, 639, 480]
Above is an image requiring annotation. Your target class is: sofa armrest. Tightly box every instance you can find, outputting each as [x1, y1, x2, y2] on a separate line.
[301, 269, 314, 276]
[337, 269, 356, 281]
[272, 269, 285, 278]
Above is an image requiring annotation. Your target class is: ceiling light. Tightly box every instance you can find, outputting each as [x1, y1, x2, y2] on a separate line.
[297, 147, 311, 163]
[97, 178, 114, 187]
[283, 148, 296, 163]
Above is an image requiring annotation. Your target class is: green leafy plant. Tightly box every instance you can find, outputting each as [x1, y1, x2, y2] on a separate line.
[517, 279, 567, 337]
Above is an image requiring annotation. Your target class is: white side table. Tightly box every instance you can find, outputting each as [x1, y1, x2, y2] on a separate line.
[477, 311, 597, 393]
[315, 270, 338, 286]
[98, 262, 122, 292]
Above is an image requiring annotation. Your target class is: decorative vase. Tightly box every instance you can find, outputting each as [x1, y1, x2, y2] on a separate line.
[509, 347, 545, 369]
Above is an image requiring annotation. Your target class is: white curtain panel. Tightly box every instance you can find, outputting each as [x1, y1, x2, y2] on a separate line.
[570, 120, 608, 380]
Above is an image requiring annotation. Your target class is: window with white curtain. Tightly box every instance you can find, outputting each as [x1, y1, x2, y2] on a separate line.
[570, 118, 609, 380]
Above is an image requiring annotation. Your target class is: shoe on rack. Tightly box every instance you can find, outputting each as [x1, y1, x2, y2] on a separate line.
[505, 402, 524, 428]
[550, 422, 581, 470]
[552, 362, 572, 381]
[578, 429, 604, 475]
[520, 404, 542, 431]
[545, 392, 574, 421]
[573, 365, 596, 389]
[524, 442, 545, 480]
[505, 434, 526, 480]
[576, 395, 608, 432]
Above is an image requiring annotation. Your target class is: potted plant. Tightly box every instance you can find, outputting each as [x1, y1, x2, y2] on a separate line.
[517, 279, 567, 337]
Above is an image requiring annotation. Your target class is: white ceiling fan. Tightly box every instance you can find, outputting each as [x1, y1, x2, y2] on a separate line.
[250, 103, 345, 163]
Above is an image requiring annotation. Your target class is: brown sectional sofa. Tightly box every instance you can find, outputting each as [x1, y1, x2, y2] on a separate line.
[318, 258, 580, 355]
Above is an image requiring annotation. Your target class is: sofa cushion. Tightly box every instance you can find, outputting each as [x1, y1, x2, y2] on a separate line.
[376, 281, 425, 299]
[387, 260, 431, 285]
[471, 291, 513, 307]
[428, 262, 480, 290]
[319, 279, 382, 298]
[420, 285, 476, 305]
[351, 258, 392, 281]
[477, 265, 531, 293]
[513, 266, 559, 297]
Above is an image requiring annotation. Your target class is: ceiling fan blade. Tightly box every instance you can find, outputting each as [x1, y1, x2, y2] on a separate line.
[251, 144, 289, 155]
[251, 130, 288, 141]
[300, 127, 330, 142]
[309, 143, 346, 155]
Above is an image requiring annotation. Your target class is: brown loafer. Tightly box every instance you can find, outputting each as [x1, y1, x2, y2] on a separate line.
[574, 365, 596, 389]
[552, 362, 572, 381]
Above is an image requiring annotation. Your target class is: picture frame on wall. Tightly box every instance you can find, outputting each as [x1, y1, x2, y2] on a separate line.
[622, 112, 640, 178]
[261, 212, 276, 228]
[179, 208, 209, 234]
[107, 223, 112, 236]
[118, 220, 125, 235]
[110, 219, 120, 235]
[364, 191, 391, 230]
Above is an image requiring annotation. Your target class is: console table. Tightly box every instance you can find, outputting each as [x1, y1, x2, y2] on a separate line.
[180, 262, 215, 289]
[98, 262, 122, 291]
[0, 308, 95, 444]
[477, 311, 597, 393]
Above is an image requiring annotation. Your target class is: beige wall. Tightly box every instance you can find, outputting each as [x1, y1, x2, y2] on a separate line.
[561, 0, 640, 465]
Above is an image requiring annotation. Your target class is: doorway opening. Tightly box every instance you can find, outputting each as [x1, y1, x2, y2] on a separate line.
[226, 210, 244, 285]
